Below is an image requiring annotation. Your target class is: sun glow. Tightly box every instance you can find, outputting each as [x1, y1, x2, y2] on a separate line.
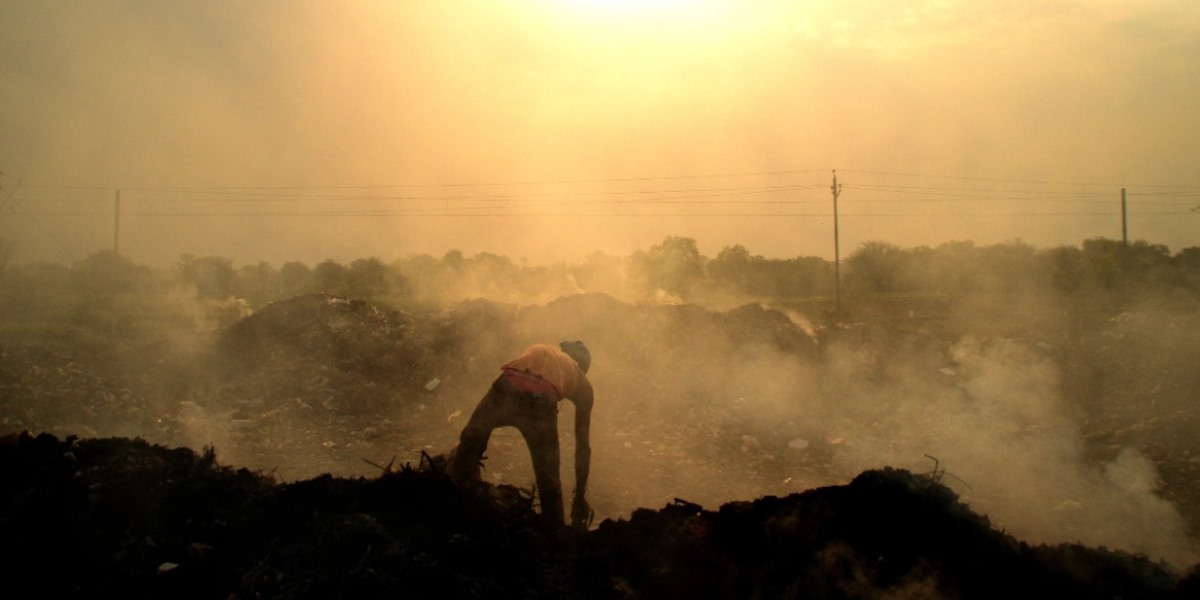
[569, 0, 698, 13]
[539, 0, 741, 43]
[553, 0, 735, 24]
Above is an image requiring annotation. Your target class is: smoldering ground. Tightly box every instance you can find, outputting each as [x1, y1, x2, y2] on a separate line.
[145, 290, 1200, 570]
[568, 301, 1196, 569]
[2, 243, 1197, 570]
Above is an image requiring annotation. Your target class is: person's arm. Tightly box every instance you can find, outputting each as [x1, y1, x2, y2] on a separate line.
[570, 377, 594, 529]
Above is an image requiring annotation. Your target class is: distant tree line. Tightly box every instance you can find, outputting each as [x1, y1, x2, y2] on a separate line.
[1, 235, 1198, 335]
[627, 235, 1200, 304]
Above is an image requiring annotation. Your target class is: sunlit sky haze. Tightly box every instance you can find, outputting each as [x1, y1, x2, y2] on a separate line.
[1, 0, 1198, 266]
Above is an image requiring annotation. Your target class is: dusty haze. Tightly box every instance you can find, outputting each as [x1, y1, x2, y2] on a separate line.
[2, 0, 1200, 571]
[168, 290, 1198, 569]
[3, 238, 1199, 568]
[2, 0, 1199, 266]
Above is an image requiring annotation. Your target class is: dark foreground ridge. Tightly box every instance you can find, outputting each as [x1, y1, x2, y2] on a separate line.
[3, 432, 1198, 599]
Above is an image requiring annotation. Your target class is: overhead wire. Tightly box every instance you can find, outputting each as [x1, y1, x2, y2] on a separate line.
[24, 168, 835, 193]
[0, 173, 77, 261]
[8, 168, 1200, 219]
[837, 168, 1200, 190]
[6, 167, 1197, 265]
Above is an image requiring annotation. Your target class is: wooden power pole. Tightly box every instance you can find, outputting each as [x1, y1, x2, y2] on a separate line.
[1121, 187, 1128, 246]
[832, 170, 842, 314]
[113, 189, 121, 254]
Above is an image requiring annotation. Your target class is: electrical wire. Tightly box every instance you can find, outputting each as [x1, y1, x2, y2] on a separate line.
[8, 169, 1200, 221]
[0, 176, 77, 261]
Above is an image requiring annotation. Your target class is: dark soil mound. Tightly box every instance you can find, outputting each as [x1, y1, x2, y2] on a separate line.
[219, 293, 417, 372]
[580, 469, 1191, 599]
[1, 432, 556, 599]
[509, 292, 816, 360]
[211, 293, 461, 414]
[203, 293, 819, 419]
[3, 432, 1196, 599]
[720, 302, 818, 358]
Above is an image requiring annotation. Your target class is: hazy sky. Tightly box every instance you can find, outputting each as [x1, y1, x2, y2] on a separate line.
[2, 0, 1199, 267]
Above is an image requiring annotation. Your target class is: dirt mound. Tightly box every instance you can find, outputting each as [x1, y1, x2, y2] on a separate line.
[219, 293, 415, 367]
[210, 293, 460, 414]
[581, 468, 1191, 599]
[203, 293, 818, 420]
[720, 302, 818, 357]
[3, 432, 1196, 599]
[514, 293, 818, 361]
[0, 432, 556, 599]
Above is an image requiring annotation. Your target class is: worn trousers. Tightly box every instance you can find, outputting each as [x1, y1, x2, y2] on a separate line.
[452, 374, 564, 526]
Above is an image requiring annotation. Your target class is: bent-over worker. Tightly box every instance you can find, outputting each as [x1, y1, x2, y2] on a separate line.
[450, 341, 594, 529]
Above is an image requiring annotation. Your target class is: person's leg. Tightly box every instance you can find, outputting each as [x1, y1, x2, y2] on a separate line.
[517, 395, 564, 527]
[452, 378, 512, 481]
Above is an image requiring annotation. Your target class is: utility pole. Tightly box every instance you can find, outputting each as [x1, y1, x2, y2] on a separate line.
[1120, 187, 1130, 304]
[113, 189, 121, 254]
[832, 170, 842, 315]
[111, 188, 122, 337]
[1121, 187, 1128, 246]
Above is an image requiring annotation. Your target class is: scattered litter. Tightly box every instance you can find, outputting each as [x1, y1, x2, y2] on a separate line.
[787, 438, 809, 450]
[425, 378, 441, 391]
[447, 409, 463, 422]
[157, 562, 179, 574]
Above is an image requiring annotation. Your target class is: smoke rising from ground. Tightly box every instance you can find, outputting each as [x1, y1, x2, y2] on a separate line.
[3, 244, 1199, 570]
[818, 335, 1194, 565]
[293, 288, 1195, 568]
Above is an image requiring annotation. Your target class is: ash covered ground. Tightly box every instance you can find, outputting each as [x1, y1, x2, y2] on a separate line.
[3, 292, 1200, 597]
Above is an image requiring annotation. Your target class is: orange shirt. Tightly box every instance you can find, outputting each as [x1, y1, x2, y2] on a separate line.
[502, 343, 584, 399]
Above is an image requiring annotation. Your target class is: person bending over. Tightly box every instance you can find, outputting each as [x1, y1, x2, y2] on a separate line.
[451, 341, 594, 529]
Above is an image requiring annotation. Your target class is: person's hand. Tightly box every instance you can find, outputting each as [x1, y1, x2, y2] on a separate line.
[570, 495, 593, 530]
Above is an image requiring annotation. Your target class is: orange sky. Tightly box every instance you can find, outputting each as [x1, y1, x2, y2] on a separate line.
[2, 0, 1198, 266]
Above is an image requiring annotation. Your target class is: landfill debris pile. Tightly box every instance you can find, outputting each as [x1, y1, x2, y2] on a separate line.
[212, 292, 451, 414]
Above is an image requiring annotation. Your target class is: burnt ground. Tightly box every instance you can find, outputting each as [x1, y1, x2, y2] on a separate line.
[3, 431, 1197, 599]
[3, 292, 1200, 597]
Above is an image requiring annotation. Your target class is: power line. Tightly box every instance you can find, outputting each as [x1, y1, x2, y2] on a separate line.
[20, 208, 1194, 218]
[22, 168, 835, 192]
[21, 166, 1200, 196]
[5, 166, 1198, 270]
[0, 175, 77, 262]
[21, 183, 829, 203]
[19, 168, 1200, 205]
[838, 168, 1200, 190]
[8, 170, 1198, 227]
[844, 188, 1115, 204]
